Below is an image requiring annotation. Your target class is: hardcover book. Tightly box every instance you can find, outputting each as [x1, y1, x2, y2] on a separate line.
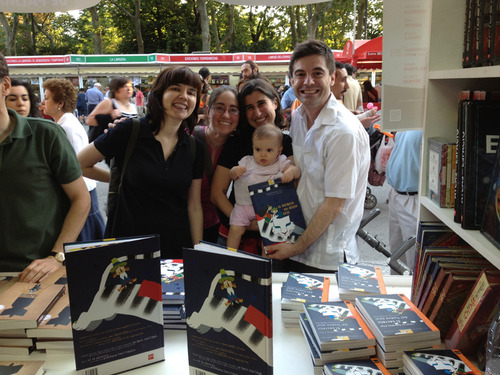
[428, 137, 451, 208]
[183, 243, 273, 375]
[445, 269, 500, 355]
[323, 358, 391, 375]
[355, 294, 440, 352]
[248, 178, 306, 247]
[337, 262, 387, 301]
[26, 290, 72, 339]
[64, 235, 164, 375]
[281, 272, 330, 309]
[402, 349, 481, 375]
[160, 259, 184, 304]
[303, 300, 376, 352]
[481, 144, 500, 249]
[0, 361, 45, 375]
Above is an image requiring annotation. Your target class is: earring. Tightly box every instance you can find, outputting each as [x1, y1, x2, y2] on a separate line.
[58, 107, 61, 110]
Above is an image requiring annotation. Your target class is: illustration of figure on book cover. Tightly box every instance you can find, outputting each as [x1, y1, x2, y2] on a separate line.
[187, 267, 272, 365]
[361, 296, 408, 315]
[409, 352, 476, 374]
[291, 273, 325, 291]
[256, 204, 304, 244]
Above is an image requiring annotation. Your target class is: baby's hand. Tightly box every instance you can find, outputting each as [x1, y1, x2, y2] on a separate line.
[281, 169, 294, 183]
[230, 166, 246, 180]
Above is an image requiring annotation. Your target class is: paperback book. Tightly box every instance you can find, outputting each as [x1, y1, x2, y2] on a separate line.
[337, 262, 386, 300]
[281, 272, 330, 308]
[0, 361, 45, 375]
[64, 235, 164, 375]
[402, 349, 481, 375]
[323, 358, 391, 375]
[26, 290, 72, 339]
[160, 259, 185, 305]
[183, 243, 273, 375]
[248, 178, 306, 247]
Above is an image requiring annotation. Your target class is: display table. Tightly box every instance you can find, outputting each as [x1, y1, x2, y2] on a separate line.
[10, 273, 412, 374]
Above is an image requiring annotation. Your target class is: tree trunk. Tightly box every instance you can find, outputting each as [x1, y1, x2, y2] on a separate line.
[289, 6, 297, 48]
[295, 6, 302, 41]
[89, 6, 103, 54]
[210, 2, 221, 52]
[306, 4, 317, 40]
[0, 13, 19, 56]
[198, 0, 211, 52]
[356, 0, 365, 39]
[134, 0, 144, 53]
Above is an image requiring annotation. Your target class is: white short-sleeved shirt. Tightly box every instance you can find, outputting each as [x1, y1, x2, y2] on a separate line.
[289, 95, 370, 270]
[57, 112, 96, 191]
[234, 154, 290, 206]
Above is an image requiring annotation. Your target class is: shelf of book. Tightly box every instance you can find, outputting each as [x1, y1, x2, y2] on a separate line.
[420, 197, 500, 270]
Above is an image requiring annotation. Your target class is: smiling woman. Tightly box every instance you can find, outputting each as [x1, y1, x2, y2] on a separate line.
[77, 66, 204, 259]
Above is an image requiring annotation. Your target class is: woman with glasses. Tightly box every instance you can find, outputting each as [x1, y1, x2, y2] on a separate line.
[211, 78, 293, 255]
[193, 86, 239, 243]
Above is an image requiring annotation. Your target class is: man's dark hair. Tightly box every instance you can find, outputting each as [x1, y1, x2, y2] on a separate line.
[335, 61, 345, 70]
[289, 39, 335, 78]
[243, 60, 259, 75]
[345, 63, 357, 76]
[199, 67, 210, 80]
[0, 53, 9, 80]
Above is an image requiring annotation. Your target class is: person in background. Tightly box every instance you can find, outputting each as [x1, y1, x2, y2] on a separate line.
[77, 88, 87, 124]
[385, 130, 422, 274]
[85, 82, 104, 114]
[193, 85, 240, 243]
[265, 39, 370, 273]
[198, 67, 212, 94]
[134, 85, 144, 117]
[0, 53, 90, 281]
[5, 79, 41, 118]
[280, 83, 296, 128]
[78, 67, 203, 259]
[211, 78, 293, 255]
[343, 63, 363, 113]
[86, 77, 137, 142]
[227, 124, 300, 249]
[363, 80, 379, 103]
[240, 60, 260, 82]
[42, 78, 106, 242]
[197, 69, 211, 125]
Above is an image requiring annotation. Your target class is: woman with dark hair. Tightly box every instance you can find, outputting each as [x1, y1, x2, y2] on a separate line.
[42, 78, 105, 241]
[78, 67, 203, 259]
[211, 78, 293, 254]
[362, 80, 379, 103]
[86, 77, 137, 142]
[6, 79, 41, 117]
[193, 85, 239, 243]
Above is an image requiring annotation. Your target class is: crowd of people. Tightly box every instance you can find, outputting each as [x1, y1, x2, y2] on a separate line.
[1, 39, 412, 284]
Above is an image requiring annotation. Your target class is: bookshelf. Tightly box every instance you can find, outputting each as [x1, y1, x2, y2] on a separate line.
[419, 0, 500, 270]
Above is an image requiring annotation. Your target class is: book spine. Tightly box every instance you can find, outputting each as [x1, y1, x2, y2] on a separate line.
[445, 145, 453, 207]
[321, 277, 330, 302]
[452, 349, 483, 374]
[399, 293, 439, 333]
[345, 300, 376, 340]
[440, 143, 448, 208]
[375, 267, 387, 294]
[455, 99, 468, 223]
[451, 144, 457, 208]
[461, 101, 478, 229]
[371, 357, 391, 375]
[421, 268, 447, 316]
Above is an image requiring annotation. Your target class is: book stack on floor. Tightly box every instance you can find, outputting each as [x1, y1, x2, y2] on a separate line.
[0, 269, 67, 360]
[337, 262, 387, 301]
[323, 358, 391, 375]
[299, 300, 376, 375]
[160, 259, 186, 330]
[355, 293, 441, 375]
[402, 349, 482, 375]
[280, 272, 330, 327]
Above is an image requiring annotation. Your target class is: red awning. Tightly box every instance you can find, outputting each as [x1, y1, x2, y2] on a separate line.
[338, 36, 383, 70]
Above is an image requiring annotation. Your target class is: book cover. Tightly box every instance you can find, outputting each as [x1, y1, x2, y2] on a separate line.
[428, 138, 450, 208]
[428, 273, 478, 338]
[337, 263, 386, 300]
[462, 100, 500, 229]
[281, 272, 330, 307]
[402, 349, 482, 374]
[248, 178, 306, 247]
[298, 313, 375, 365]
[0, 361, 45, 375]
[160, 259, 184, 304]
[64, 235, 164, 375]
[451, 144, 457, 208]
[303, 300, 376, 351]
[481, 144, 500, 249]
[323, 358, 391, 375]
[445, 269, 500, 355]
[355, 294, 440, 351]
[0, 280, 65, 330]
[26, 290, 72, 339]
[183, 244, 273, 375]
[445, 144, 455, 207]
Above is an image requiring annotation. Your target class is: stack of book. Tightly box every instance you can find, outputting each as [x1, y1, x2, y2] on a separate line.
[355, 294, 441, 374]
[298, 301, 376, 374]
[160, 259, 186, 330]
[323, 358, 391, 375]
[280, 272, 330, 327]
[0, 269, 67, 360]
[402, 349, 482, 375]
[336, 262, 386, 301]
[0, 360, 45, 375]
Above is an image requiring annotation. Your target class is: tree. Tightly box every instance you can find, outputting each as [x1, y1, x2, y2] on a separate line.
[197, 0, 210, 51]
[109, 0, 144, 53]
[89, 6, 103, 54]
[0, 13, 19, 56]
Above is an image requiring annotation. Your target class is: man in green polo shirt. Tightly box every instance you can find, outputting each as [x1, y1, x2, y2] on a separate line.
[0, 53, 90, 282]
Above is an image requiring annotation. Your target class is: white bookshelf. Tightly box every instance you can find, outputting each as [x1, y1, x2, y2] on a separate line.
[419, 0, 500, 270]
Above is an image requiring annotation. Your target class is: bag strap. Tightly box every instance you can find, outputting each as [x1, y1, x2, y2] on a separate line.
[118, 118, 141, 192]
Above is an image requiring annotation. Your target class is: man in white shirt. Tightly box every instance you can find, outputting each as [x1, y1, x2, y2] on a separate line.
[265, 40, 370, 272]
[343, 63, 363, 113]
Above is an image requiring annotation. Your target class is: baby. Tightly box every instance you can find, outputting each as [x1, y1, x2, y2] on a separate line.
[227, 124, 301, 250]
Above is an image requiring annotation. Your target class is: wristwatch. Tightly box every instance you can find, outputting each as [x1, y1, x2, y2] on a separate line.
[50, 251, 66, 265]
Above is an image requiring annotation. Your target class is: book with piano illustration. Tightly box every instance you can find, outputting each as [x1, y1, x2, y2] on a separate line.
[64, 234, 164, 375]
[183, 242, 273, 375]
[248, 178, 306, 248]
